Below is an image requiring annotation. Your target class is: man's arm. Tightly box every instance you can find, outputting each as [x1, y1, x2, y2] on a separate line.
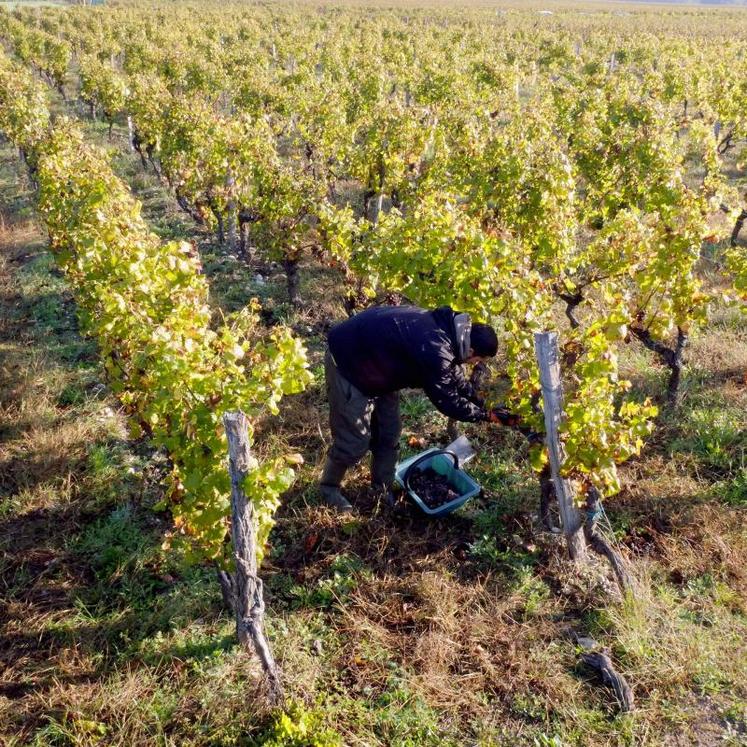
[453, 362, 485, 407]
[422, 367, 489, 422]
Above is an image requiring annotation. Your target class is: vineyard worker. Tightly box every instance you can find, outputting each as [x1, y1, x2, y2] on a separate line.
[320, 304, 509, 513]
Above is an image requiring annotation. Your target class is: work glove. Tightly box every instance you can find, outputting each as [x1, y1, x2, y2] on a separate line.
[488, 407, 545, 445]
[488, 405, 521, 427]
[524, 430, 545, 446]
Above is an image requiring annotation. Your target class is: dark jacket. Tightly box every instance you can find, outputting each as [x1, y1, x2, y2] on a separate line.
[328, 305, 488, 422]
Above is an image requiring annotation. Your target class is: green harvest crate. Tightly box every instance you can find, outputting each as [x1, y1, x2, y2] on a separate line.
[394, 448, 481, 517]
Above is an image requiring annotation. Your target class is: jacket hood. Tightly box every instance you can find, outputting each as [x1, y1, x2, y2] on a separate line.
[432, 306, 471, 362]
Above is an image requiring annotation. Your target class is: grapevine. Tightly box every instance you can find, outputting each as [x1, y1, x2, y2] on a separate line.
[1, 0, 745, 513]
[0, 51, 311, 566]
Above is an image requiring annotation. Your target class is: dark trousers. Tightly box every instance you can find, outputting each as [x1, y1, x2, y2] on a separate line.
[325, 349, 401, 486]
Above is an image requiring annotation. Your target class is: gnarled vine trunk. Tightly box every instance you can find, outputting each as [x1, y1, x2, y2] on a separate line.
[583, 487, 632, 592]
[238, 207, 262, 263]
[630, 326, 688, 405]
[213, 209, 225, 246]
[175, 188, 206, 226]
[283, 257, 301, 307]
[731, 208, 746, 247]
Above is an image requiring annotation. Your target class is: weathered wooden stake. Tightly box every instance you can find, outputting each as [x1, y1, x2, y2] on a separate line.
[226, 168, 238, 255]
[534, 332, 587, 561]
[223, 411, 284, 705]
[127, 115, 135, 153]
[368, 191, 384, 225]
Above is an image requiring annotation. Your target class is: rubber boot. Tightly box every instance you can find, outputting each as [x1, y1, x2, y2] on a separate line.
[320, 456, 353, 513]
[371, 448, 399, 510]
[371, 448, 399, 490]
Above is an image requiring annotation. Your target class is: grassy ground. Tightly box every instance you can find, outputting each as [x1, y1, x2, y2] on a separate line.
[1, 99, 747, 746]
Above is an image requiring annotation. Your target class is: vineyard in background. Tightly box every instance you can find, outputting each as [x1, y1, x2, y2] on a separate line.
[3, 0, 745, 534]
[0, 1, 746, 745]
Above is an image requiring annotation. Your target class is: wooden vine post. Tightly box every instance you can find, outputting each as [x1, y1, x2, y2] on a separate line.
[127, 115, 135, 153]
[222, 411, 284, 705]
[534, 332, 587, 561]
[534, 334, 636, 709]
[226, 167, 238, 255]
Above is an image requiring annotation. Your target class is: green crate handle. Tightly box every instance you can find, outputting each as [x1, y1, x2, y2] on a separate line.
[403, 449, 460, 495]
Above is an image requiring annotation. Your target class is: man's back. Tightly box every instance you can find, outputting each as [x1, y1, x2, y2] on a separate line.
[328, 305, 456, 397]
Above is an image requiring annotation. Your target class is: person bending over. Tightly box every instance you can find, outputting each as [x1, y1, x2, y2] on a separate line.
[320, 304, 517, 512]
